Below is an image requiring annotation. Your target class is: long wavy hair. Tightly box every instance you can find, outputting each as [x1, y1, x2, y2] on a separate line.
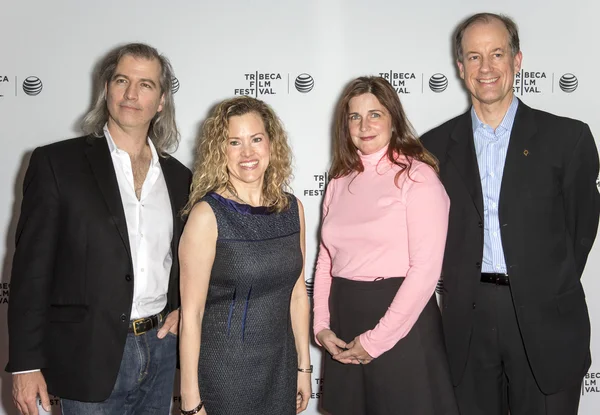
[330, 76, 438, 184]
[183, 96, 293, 215]
[81, 43, 179, 155]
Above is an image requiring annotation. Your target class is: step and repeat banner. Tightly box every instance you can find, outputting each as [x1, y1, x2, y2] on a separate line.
[0, 0, 599, 413]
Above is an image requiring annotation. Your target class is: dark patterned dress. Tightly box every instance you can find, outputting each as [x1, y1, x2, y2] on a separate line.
[198, 192, 302, 415]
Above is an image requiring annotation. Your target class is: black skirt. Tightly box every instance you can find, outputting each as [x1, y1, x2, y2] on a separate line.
[321, 277, 459, 415]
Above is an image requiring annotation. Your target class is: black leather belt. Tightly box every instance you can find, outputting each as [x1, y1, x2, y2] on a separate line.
[480, 273, 510, 286]
[128, 308, 169, 335]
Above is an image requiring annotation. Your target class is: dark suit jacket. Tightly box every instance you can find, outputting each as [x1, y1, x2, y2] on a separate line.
[5, 135, 192, 401]
[421, 100, 600, 394]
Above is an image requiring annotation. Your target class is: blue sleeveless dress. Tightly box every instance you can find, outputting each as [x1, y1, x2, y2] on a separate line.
[198, 192, 302, 415]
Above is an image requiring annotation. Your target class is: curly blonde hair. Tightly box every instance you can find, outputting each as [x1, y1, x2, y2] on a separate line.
[183, 96, 293, 215]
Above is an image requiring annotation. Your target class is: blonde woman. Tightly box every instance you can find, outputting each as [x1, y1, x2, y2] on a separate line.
[179, 96, 311, 415]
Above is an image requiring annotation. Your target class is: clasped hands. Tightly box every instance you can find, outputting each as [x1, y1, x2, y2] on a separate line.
[316, 329, 373, 365]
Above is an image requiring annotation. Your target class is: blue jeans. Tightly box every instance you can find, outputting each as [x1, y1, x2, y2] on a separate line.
[61, 326, 177, 415]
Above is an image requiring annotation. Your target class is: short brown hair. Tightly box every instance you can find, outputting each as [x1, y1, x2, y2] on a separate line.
[454, 13, 520, 62]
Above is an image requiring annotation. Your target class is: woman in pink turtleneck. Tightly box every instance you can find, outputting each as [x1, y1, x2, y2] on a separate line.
[313, 77, 458, 415]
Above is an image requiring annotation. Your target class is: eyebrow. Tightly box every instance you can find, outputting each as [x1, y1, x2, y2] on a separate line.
[466, 47, 505, 55]
[228, 132, 266, 139]
[349, 109, 384, 114]
[112, 73, 158, 87]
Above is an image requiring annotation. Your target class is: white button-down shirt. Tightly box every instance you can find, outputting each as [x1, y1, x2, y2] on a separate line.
[104, 125, 173, 319]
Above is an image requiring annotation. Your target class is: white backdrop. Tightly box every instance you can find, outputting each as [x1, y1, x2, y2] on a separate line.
[0, 0, 599, 413]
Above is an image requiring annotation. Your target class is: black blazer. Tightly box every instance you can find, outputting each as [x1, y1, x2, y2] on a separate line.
[5, 135, 191, 401]
[421, 100, 600, 395]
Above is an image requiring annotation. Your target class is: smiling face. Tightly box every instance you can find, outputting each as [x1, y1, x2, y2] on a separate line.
[347, 93, 393, 155]
[226, 112, 271, 190]
[457, 18, 522, 114]
[105, 54, 164, 136]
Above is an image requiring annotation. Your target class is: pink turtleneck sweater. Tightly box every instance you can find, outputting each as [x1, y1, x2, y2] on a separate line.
[313, 146, 450, 358]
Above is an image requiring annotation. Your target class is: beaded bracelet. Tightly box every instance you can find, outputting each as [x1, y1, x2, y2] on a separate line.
[298, 365, 313, 373]
[180, 401, 204, 415]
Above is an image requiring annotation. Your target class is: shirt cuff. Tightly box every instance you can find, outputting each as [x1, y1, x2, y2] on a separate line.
[12, 369, 41, 375]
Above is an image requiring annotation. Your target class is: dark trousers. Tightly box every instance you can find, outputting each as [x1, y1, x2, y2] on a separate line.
[454, 282, 582, 415]
[61, 326, 177, 415]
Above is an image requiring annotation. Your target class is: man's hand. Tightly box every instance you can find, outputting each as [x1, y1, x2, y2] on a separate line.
[157, 309, 179, 339]
[12, 371, 50, 415]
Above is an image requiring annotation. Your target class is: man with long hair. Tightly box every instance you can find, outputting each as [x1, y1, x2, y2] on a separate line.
[421, 13, 599, 415]
[6, 43, 191, 415]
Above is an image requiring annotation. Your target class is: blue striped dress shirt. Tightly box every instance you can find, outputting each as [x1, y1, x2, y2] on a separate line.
[471, 97, 519, 274]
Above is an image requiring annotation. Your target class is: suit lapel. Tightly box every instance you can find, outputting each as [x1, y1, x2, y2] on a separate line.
[158, 156, 181, 247]
[85, 136, 132, 261]
[447, 110, 484, 219]
[159, 157, 183, 285]
[159, 156, 184, 308]
[499, 100, 537, 210]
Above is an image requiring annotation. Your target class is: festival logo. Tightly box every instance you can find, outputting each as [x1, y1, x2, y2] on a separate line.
[23, 76, 43, 96]
[295, 73, 315, 93]
[378, 71, 418, 94]
[0, 75, 9, 97]
[233, 72, 316, 97]
[171, 76, 180, 94]
[428, 73, 448, 93]
[559, 73, 578, 93]
[303, 172, 329, 197]
[513, 70, 550, 95]
[37, 395, 61, 407]
[0, 282, 8, 305]
[582, 371, 600, 395]
[233, 71, 286, 97]
[305, 278, 314, 298]
[435, 278, 444, 295]
[311, 378, 324, 399]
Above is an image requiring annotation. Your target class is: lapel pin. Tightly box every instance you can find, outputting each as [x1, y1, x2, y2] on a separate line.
[523, 149, 529, 156]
